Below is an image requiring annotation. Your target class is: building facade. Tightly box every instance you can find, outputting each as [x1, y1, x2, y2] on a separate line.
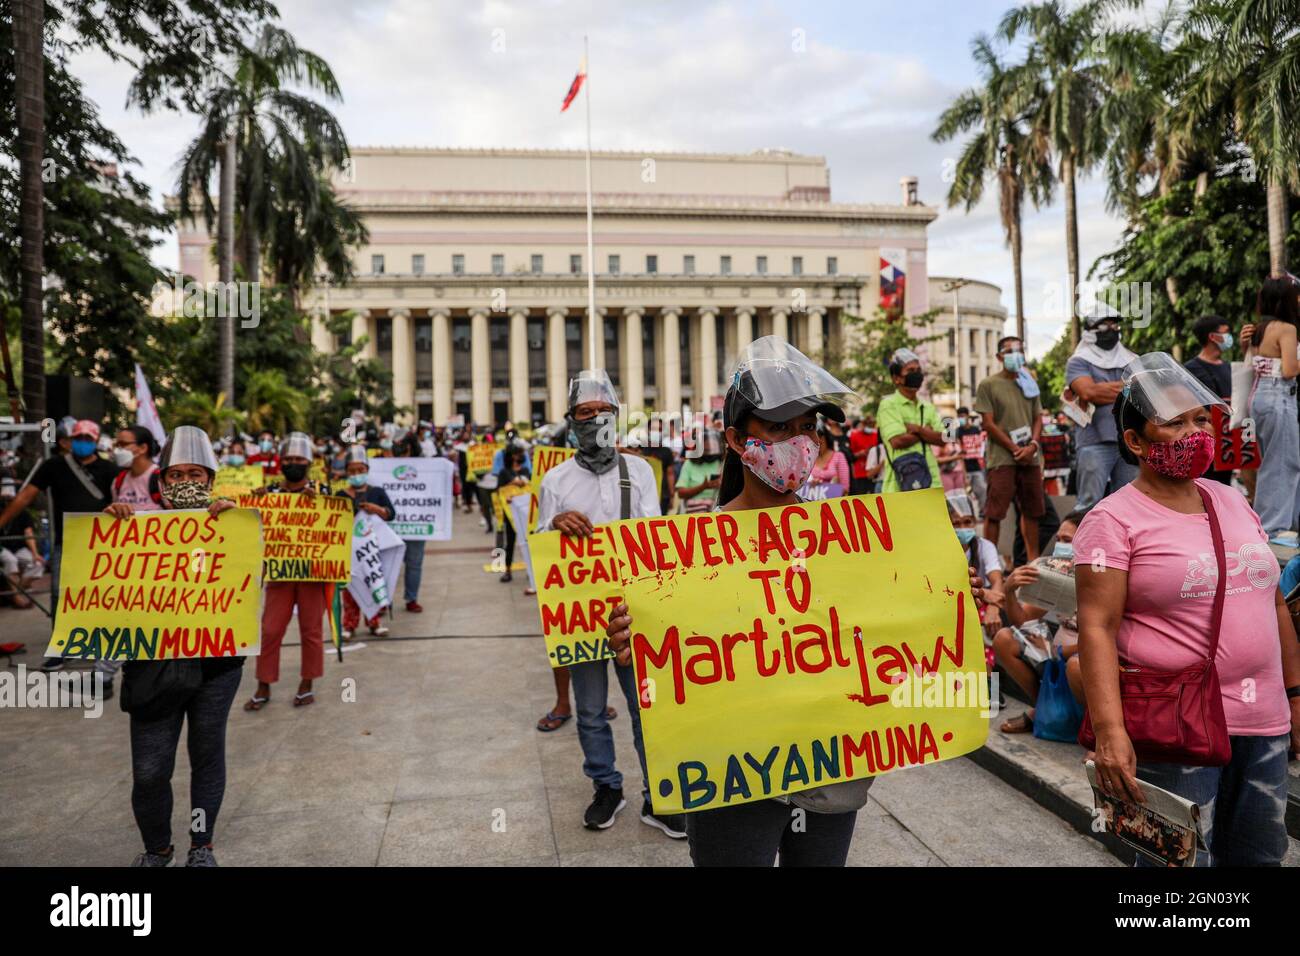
[926, 276, 1010, 414]
[178, 147, 948, 426]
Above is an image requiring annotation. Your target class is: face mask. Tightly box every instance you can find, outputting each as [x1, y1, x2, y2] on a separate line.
[347, 474, 368, 488]
[71, 438, 97, 459]
[1214, 333, 1233, 352]
[161, 479, 211, 510]
[1094, 329, 1120, 351]
[955, 527, 978, 546]
[225, 454, 246, 467]
[1052, 541, 1074, 560]
[281, 462, 309, 483]
[1144, 430, 1214, 480]
[569, 413, 618, 474]
[902, 370, 924, 390]
[1003, 352, 1026, 372]
[114, 447, 135, 467]
[259, 440, 273, 453]
[380, 439, 393, 450]
[956, 417, 966, 427]
[740, 434, 817, 493]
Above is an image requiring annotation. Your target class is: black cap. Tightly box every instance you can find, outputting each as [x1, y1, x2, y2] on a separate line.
[723, 383, 846, 429]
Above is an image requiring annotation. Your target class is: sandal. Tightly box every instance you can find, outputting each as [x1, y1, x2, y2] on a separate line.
[1000, 711, 1034, 734]
[605, 705, 618, 720]
[536, 710, 571, 732]
[293, 691, 315, 707]
[243, 696, 269, 712]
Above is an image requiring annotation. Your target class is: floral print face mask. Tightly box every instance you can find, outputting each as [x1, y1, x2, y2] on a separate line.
[740, 434, 817, 493]
[1145, 430, 1214, 479]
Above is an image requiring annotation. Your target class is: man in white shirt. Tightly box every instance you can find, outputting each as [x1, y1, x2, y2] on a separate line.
[534, 369, 685, 839]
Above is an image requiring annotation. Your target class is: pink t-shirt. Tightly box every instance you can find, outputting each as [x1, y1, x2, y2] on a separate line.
[808, 451, 849, 489]
[113, 466, 164, 511]
[1073, 479, 1287, 736]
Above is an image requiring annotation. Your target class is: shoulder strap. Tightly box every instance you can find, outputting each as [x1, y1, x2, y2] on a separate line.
[63, 454, 106, 501]
[616, 453, 632, 521]
[1194, 482, 1227, 660]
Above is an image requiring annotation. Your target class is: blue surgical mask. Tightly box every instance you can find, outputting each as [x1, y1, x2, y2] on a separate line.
[955, 528, 978, 546]
[225, 454, 246, 467]
[1053, 541, 1074, 560]
[1003, 352, 1026, 372]
[1216, 333, 1234, 352]
[347, 474, 368, 488]
[71, 438, 97, 459]
[259, 439, 273, 453]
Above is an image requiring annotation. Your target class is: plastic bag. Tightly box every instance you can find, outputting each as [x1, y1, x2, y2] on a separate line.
[1032, 649, 1084, 743]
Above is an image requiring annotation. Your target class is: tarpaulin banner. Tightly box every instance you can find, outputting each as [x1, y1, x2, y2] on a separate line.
[235, 492, 353, 581]
[367, 457, 456, 540]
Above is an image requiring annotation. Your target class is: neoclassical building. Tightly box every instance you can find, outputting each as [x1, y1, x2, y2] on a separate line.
[177, 147, 1010, 426]
[926, 276, 1011, 413]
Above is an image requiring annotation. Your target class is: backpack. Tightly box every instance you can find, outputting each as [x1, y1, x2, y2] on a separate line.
[112, 467, 163, 506]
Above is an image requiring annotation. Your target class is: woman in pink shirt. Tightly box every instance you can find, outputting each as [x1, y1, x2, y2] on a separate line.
[1075, 354, 1300, 866]
[806, 422, 849, 491]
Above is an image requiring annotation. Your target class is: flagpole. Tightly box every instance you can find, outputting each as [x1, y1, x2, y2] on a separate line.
[582, 34, 597, 369]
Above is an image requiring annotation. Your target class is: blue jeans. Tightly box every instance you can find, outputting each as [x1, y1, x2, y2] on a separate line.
[1074, 441, 1138, 512]
[1250, 377, 1300, 536]
[1135, 734, 1290, 867]
[402, 539, 425, 604]
[567, 659, 649, 802]
[1281, 556, 1300, 600]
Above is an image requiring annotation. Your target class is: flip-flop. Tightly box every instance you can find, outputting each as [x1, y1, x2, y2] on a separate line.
[605, 705, 618, 720]
[243, 696, 269, 712]
[293, 691, 315, 707]
[536, 710, 571, 732]
[1000, 712, 1033, 734]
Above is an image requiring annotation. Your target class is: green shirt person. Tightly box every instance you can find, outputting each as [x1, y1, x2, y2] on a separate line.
[877, 348, 944, 493]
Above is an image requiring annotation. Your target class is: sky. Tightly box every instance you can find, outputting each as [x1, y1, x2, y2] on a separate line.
[69, 0, 1134, 358]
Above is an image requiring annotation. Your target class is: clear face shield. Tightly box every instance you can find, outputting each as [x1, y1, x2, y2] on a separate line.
[1121, 353, 1228, 426]
[567, 369, 620, 416]
[730, 336, 856, 421]
[280, 431, 315, 461]
[158, 425, 220, 475]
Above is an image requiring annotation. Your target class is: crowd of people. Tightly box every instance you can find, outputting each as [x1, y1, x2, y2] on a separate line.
[2, 276, 1300, 868]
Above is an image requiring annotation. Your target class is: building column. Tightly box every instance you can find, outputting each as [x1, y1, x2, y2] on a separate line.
[622, 307, 645, 413]
[660, 308, 682, 416]
[431, 308, 452, 423]
[697, 308, 719, 412]
[351, 309, 373, 359]
[390, 308, 415, 423]
[508, 305, 530, 424]
[311, 306, 333, 353]
[547, 306, 568, 420]
[771, 308, 789, 342]
[470, 307, 491, 425]
[805, 305, 826, 360]
[734, 306, 755, 354]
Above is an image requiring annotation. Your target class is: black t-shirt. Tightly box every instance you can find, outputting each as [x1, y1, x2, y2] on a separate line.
[1, 507, 35, 546]
[344, 484, 395, 520]
[1184, 356, 1232, 401]
[27, 455, 119, 544]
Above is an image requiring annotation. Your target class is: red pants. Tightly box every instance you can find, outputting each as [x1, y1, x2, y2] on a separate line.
[257, 581, 326, 684]
[341, 589, 382, 632]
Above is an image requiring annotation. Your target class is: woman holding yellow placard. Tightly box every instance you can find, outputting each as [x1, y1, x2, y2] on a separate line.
[101, 426, 243, 868]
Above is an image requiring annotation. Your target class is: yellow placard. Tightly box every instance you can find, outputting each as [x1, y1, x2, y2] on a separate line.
[495, 482, 530, 528]
[530, 526, 621, 667]
[615, 488, 989, 814]
[308, 459, 327, 483]
[466, 442, 501, 478]
[212, 465, 264, 500]
[234, 492, 353, 581]
[528, 445, 576, 530]
[43, 509, 264, 661]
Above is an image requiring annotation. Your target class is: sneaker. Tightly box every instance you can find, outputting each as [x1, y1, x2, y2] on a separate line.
[369, 624, 390, 637]
[131, 847, 174, 867]
[640, 799, 687, 839]
[185, 845, 218, 867]
[583, 785, 626, 830]
[523, 587, 536, 596]
[38, 656, 64, 672]
[341, 628, 354, 640]
[405, 601, 423, 613]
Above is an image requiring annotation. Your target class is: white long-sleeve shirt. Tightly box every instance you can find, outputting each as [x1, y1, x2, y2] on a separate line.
[534, 454, 661, 530]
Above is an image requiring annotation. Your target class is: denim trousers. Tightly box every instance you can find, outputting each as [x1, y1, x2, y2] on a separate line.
[1074, 441, 1139, 512]
[1135, 733, 1290, 867]
[1250, 377, 1300, 536]
[402, 539, 425, 604]
[567, 658, 649, 802]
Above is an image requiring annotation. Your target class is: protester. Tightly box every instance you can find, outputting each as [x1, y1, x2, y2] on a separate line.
[1183, 314, 1235, 485]
[101, 426, 242, 868]
[807, 419, 850, 490]
[1248, 276, 1300, 538]
[534, 368, 683, 838]
[0, 475, 41, 610]
[936, 429, 966, 493]
[675, 429, 723, 512]
[1075, 353, 1300, 866]
[244, 432, 331, 711]
[947, 492, 1002, 594]
[494, 443, 530, 584]
[0, 420, 119, 672]
[847, 416, 883, 495]
[878, 349, 943, 492]
[249, 429, 280, 477]
[955, 407, 988, 508]
[976, 336, 1045, 561]
[1066, 309, 1139, 510]
[221, 439, 248, 469]
[339, 444, 395, 637]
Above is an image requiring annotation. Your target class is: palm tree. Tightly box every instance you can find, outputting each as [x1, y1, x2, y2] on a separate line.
[168, 390, 246, 436]
[1182, 0, 1300, 275]
[12, 0, 44, 446]
[266, 171, 367, 307]
[1000, 0, 1113, 346]
[933, 34, 1055, 344]
[241, 368, 309, 436]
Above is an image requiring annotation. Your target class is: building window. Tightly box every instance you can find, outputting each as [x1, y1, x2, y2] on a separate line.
[452, 254, 465, 275]
[490, 316, 510, 388]
[679, 317, 692, 386]
[412, 254, 425, 276]
[337, 326, 352, 349]
[371, 254, 384, 275]
[531, 254, 543, 274]
[969, 329, 977, 353]
[756, 256, 768, 275]
[683, 255, 695, 275]
[720, 255, 732, 275]
[792, 256, 803, 276]
[415, 316, 432, 389]
[452, 317, 472, 389]
[377, 316, 393, 355]
[527, 316, 547, 387]
[642, 316, 656, 390]
[565, 316, 583, 379]
[827, 256, 838, 275]
[604, 316, 620, 387]
[608, 254, 620, 274]
[492, 253, 504, 275]
[646, 254, 658, 274]
[969, 365, 977, 393]
[947, 328, 955, 357]
[570, 254, 582, 275]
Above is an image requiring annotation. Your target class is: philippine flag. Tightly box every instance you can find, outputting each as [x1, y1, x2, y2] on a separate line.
[561, 56, 587, 112]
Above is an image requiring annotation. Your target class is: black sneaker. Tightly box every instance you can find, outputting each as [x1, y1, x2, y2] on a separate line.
[38, 656, 64, 672]
[583, 785, 626, 830]
[186, 845, 217, 867]
[640, 799, 687, 839]
[131, 847, 174, 867]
